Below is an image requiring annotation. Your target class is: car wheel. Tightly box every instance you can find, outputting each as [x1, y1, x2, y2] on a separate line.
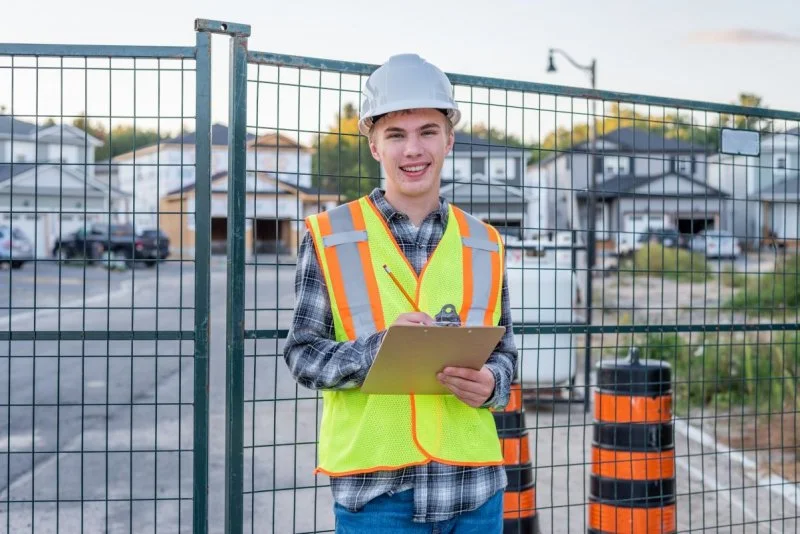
[54, 246, 69, 263]
[10, 261, 24, 270]
[119, 249, 136, 269]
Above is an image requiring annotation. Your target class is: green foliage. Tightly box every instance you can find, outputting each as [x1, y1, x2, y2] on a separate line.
[728, 254, 800, 313]
[70, 115, 163, 161]
[632, 243, 712, 283]
[623, 331, 800, 415]
[311, 103, 381, 201]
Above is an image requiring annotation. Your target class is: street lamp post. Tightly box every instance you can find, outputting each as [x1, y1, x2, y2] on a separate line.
[547, 48, 597, 412]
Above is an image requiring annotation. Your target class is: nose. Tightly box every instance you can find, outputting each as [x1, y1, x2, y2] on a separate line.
[403, 133, 424, 158]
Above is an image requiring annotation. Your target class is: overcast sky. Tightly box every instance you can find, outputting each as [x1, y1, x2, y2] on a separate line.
[3, 0, 800, 132]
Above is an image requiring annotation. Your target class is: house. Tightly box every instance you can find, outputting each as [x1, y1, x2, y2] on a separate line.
[158, 170, 338, 259]
[706, 128, 800, 247]
[0, 116, 124, 257]
[109, 123, 256, 230]
[154, 130, 334, 258]
[531, 127, 715, 249]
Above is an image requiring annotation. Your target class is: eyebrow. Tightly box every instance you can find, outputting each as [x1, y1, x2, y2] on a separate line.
[383, 123, 443, 135]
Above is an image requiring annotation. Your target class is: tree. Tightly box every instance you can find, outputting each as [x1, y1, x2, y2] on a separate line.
[719, 92, 772, 132]
[312, 103, 381, 200]
[70, 115, 163, 161]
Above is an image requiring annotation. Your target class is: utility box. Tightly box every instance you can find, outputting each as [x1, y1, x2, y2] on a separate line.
[506, 242, 583, 388]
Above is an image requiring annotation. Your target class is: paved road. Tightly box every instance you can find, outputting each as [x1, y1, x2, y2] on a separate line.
[1, 260, 798, 533]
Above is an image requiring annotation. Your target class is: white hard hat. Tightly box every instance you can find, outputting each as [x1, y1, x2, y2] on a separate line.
[358, 54, 461, 136]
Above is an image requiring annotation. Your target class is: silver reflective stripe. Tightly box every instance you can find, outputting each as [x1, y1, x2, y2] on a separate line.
[461, 212, 495, 326]
[326, 203, 377, 336]
[323, 230, 368, 248]
[462, 236, 499, 253]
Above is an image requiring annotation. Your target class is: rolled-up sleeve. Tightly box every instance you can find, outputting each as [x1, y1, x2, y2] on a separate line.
[481, 269, 518, 410]
[283, 232, 385, 390]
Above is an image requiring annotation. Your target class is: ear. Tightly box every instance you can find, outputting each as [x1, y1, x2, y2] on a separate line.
[368, 136, 382, 162]
[445, 129, 455, 154]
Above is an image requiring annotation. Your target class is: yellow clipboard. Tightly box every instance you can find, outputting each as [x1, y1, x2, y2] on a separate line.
[360, 324, 505, 395]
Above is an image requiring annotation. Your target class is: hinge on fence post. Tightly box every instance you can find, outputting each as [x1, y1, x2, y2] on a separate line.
[194, 19, 251, 37]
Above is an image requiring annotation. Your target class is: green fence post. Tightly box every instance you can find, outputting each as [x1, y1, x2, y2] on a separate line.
[225, 24, 251, 534]
[193, 24, 212, 534]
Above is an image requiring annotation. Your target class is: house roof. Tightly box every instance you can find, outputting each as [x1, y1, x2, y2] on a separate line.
[452, 132, 528, 154]
[757, 176, 800, 200]
[0, 163, 36, 183]
[576, 172, 726, 200]
[162, 123, 255, 146]
[592, 127, 709, 153]
[0, 116, 38, 137]
[530, 127, 709, 169]
[248, 132, 312, 152]
[165, 171, 336, 198]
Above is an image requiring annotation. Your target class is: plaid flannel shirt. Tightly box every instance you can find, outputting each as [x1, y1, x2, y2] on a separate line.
[283, 188, 518, 523]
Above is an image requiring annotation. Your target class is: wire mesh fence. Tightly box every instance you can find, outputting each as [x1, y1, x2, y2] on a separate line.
[235, 47, 800, 533]
[0, 38, 208, 533]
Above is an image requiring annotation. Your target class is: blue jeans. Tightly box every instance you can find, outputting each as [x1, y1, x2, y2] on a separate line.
[333, 489, 503, 534]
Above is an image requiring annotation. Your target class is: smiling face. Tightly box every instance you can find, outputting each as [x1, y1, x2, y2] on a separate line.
[368, 108, 455, 203]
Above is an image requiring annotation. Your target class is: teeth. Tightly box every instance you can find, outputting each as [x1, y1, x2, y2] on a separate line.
[402, 164, 427, 172]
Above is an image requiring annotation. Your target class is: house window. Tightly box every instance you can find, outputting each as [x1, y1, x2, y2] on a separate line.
[471, 157, 485, 176]
[565, 155, 571, 170]
[16, 154, 26, 162]
[603, 156, 629, 176]
[677, 156, 692, 174]
[776, 156, 787, 170]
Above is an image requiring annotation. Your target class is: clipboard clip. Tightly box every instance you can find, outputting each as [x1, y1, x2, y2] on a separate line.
[434, 304, 461, 327]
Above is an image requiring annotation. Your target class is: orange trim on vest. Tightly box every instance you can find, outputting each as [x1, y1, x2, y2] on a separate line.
[451, 207, 473, 325]
[349, 202, 386, 331]
[317, 212, 357, 339]
[484, 227, 502, 325]
[314, 459, 431, 477]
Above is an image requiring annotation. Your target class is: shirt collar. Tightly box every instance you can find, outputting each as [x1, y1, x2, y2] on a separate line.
[368, 188, 449, 225]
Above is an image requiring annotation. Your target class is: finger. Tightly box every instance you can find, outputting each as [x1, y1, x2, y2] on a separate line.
[400, 312, 435, 325]
[438, 373, 492, 398]
[442, 382, 480, 405]
[440, 382, 484, 407]
[441, 367, 482, 380]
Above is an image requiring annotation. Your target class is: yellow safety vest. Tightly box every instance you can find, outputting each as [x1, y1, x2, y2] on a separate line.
[305, 195, 505, 476]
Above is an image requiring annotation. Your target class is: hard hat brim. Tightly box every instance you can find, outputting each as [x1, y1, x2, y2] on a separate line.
[359, 101, 461, 136]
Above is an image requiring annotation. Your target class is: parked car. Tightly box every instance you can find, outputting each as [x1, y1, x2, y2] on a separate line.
[52, 224, 169, 268]
[638, 227, 688, 249]
[688, 230, 741, 259]
[138, 229, 171, 263]
[0, 225, 34, 269]
[617, 226, 682, 256]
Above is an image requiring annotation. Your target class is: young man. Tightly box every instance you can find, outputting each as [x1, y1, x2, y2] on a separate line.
[283, 54, 517, 533]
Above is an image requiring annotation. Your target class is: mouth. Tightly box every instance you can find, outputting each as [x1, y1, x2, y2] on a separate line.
[399, 162, 431, 178]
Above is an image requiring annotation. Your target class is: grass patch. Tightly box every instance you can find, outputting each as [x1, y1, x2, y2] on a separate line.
[632, 243, 712, 283]
[611, 332, 800, 415]
[728, 254, 800, 313]
[719, 265, 750, 288]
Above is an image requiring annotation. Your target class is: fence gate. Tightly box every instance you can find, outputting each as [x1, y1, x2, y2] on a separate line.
[224, 20, 800, 534]
[0, 23, 214, 533]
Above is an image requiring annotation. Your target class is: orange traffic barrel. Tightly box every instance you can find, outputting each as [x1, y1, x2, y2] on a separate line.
[494, 382, 539, 534]
[589, 348, 675, 534]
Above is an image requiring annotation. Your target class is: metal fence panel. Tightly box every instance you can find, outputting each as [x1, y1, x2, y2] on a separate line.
[0, 32, 210, 533]
[231, 41, 800, 533]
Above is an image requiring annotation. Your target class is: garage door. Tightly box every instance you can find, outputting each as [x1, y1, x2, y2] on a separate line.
[624, 213, 668, 235]
[1, 213, 47, 258]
